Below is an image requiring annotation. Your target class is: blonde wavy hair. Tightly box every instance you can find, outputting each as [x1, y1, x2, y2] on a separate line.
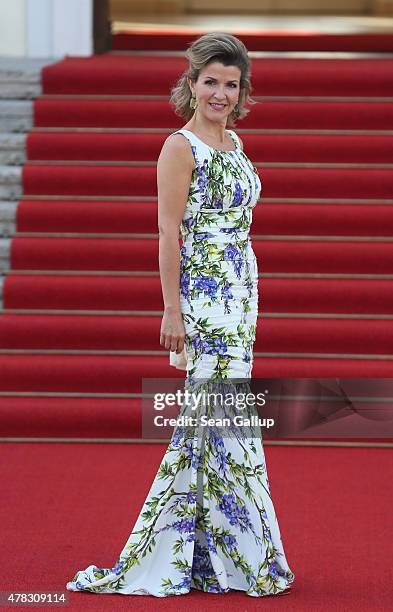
[170, 32, 255, 127]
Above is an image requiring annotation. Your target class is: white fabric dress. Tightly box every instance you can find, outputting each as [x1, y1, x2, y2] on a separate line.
[65, 128, 295, 597]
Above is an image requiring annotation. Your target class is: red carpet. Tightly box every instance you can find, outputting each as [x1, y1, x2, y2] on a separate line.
[2, 353, 393, 392]
[27, 132, 393, 161]
[41, 55, 393, 96]
[1, 29, 392, 612]
[16, 200, 393, 236]
[5, 275, 393, 313]
[22, 165, 393, 198]
[2, 32, 391, 611]
[2, 313, 393, 354]
[34, 100, 393, 129]
[1, 46, 392, 441]
[9, 236, 393, 273]
[113, 29, 393, 52]
[1, 442, 392, 609]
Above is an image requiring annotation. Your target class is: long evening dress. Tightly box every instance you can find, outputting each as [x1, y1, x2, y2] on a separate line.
[65, 128, 295, 597]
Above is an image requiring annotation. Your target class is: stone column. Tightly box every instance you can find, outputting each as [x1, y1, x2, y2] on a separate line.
[0, 0, 93, 58]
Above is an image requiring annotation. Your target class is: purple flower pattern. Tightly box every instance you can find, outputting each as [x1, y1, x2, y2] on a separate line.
[65, 129, 295, 599]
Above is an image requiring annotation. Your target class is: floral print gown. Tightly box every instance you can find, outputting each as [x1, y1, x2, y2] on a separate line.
[65, 128, 295, 597]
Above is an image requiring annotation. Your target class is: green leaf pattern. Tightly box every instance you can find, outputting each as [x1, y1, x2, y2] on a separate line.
[65, 129, 295, 597]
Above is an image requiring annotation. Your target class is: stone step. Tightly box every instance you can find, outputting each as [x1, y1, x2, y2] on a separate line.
[0, 134, 26, 164]
[0, 166, 22, 200]
[0, 59, 56, 131]
[0, 57, 55, 100]
[0, 71, 41, 100]
[0, 238, 10, 272]
[0, 201, 17, 237]
[0, 101, 33, 133]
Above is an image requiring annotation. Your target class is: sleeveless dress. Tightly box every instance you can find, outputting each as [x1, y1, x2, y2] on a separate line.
[169, 128, 258, 377]
[65, 128, 295, 598]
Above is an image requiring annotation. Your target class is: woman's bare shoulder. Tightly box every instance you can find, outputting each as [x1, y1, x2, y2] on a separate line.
[161, 131, 191, 151]
[159, 132, 195, 168]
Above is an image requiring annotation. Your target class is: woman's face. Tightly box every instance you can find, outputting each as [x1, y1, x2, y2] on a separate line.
[188, 61, 241, 123]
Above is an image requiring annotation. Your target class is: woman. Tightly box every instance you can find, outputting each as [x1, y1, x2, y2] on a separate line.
[66, 32, 295, 598]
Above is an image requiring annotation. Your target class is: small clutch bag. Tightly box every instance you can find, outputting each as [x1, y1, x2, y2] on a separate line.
[169, 345, 187, 370]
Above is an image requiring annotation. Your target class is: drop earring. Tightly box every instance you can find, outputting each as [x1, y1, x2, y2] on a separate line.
[190, 93, 198, 110]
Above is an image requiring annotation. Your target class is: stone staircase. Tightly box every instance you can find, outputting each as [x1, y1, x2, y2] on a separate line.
[0, 57, 56, 305]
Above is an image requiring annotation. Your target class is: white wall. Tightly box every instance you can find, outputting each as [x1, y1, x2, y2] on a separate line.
[52, 0, 93, 57]
[0, 0, 93, 58]
[0, 0, 25, 56]
[26, 0, 53, 57]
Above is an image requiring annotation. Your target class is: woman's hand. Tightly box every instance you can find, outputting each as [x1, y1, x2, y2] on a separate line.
[160, 306, 186, 354]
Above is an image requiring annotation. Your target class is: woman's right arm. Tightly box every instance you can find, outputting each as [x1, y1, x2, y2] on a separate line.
[157, 134, 194, 355]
